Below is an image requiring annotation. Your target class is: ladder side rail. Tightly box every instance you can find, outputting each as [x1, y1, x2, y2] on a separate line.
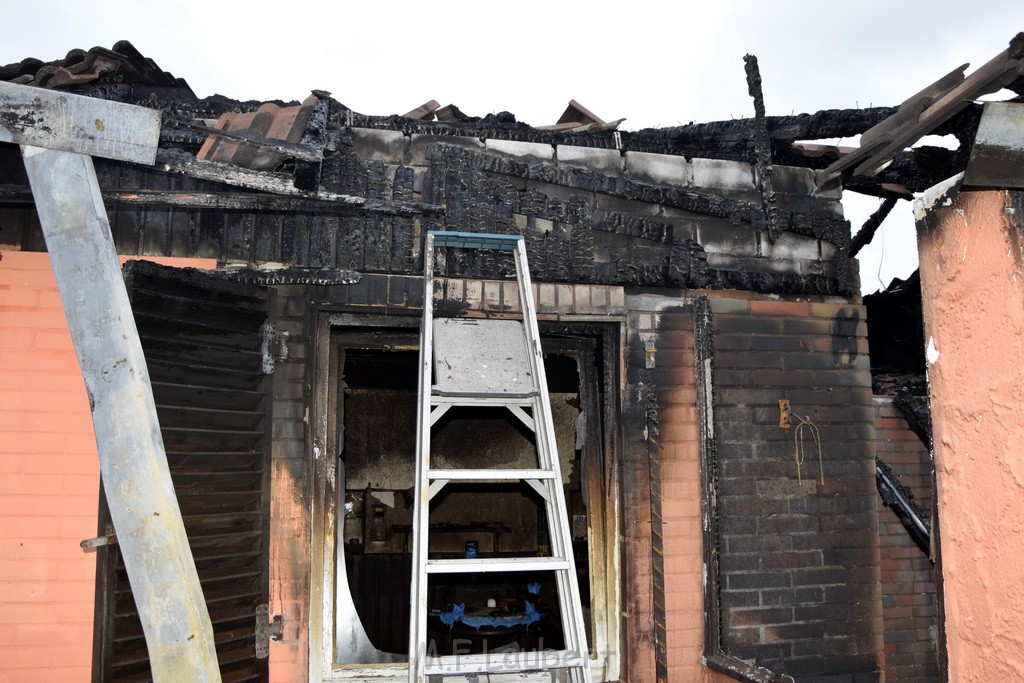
[534, 394, 589, 680]
[513, 241, 593, 680]
[408, 234, 436, 682]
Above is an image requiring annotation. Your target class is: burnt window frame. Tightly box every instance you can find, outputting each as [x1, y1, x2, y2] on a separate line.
[308, 310, 624, 682]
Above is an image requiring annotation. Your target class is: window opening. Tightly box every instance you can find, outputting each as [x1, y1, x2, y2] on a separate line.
[330, 334, 591, 664]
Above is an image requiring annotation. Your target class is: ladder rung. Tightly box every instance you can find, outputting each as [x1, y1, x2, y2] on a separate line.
[431, 388, 538, 399]
[430, 230, 522, 251]
[424, 650, 588, 675]
[425, 557, 571, 574]
[427, 468, 555, 481]
[431, 395, 536, 408]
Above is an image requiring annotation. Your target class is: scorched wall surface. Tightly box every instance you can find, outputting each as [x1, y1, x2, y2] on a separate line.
[709, 294, 884, 681]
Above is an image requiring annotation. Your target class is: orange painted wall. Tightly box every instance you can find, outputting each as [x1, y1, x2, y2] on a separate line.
[0, 249, 213, 682]
[916, 189, 1024, 681]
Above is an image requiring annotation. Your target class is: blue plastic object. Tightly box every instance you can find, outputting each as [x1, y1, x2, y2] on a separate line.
[438, 601, 544, 631]
[430, 231, 522, 251]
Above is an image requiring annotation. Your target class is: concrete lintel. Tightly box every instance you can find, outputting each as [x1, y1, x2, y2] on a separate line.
[350, 127, 407, 163]
[556, 145, 623, 174]
[623, 150, 693, 186]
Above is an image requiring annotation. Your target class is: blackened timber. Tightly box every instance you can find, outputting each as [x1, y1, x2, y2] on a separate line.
[875, 457, 931, 556]
[208, 267, 360, 286]
[893, 387, 932, 449]
[849, 197, 898, 257]
[336, 102, 899, 164]
[744, 54, 782, 244]
[429, 144, 850, 244]
[154, 148, 443, 215]
[0, 184, 442, 216]
[294, 94, 331, 191]
[643, 381, 669, 683]
[161, 117, 324, 162]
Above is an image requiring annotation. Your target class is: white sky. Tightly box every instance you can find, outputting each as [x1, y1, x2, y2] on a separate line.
[3, 1, 1021, 294]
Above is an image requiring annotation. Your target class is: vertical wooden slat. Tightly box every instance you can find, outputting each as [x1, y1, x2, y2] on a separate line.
[96, 261, 272, 682]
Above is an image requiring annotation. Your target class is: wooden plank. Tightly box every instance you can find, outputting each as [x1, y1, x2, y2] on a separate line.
[0, 81, 160, 164]
[823, 44, 1024, 179]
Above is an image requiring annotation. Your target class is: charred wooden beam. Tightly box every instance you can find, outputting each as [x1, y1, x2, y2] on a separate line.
[209, 266, 361, 286]
[849, 197, 899, 257]
[893, 387, 933, 449]
[161, 117, 323, 162]
[0, 184, 442, 217]
[626, 107, 899, 164]
[294, 93, 330, 191]
[642, 381, 668, 683]
[837, 146, 966, 197]
[744, 54, 781, 243]
[153, 149, 443, 215]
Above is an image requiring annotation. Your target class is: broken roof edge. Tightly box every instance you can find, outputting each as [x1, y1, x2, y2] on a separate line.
[0, 40, 194, 97]
[912, 172, 965, 221]
[8, 39, 1003, 202]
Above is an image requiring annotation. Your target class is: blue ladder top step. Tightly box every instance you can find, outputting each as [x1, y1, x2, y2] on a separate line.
[429, 231, 522, 251]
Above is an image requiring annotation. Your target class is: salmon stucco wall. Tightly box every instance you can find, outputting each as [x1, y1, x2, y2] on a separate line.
[0, 249, 214, 682]
[916, 188, 1024, 680]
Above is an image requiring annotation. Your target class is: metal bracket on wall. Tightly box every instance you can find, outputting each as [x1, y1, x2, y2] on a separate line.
[260, 323, 277, 375]
[778, 399, 792, 429]
[80, 533, 118, 552]
[255, 604, 270, 658]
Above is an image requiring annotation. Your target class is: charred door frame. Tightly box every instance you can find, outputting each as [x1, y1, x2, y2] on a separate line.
[308, 308, 623, 682]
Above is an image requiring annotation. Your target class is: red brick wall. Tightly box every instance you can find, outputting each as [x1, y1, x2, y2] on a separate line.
[0, 250, 212, 682]
[710, 296, 883, 679]
[874, 397, 939, 681]
[627, 300, 731, 683]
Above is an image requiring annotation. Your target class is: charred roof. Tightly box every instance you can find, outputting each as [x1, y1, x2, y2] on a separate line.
[5, 37, 1020, 200]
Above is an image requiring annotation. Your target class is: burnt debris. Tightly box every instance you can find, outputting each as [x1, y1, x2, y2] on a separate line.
[3, 37, 1022, 302]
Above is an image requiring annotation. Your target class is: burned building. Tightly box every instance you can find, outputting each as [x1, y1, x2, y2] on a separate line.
[4, 37, 1013, 682]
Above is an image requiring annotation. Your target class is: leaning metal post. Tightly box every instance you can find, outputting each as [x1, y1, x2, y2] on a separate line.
[2, 80, 221, 682]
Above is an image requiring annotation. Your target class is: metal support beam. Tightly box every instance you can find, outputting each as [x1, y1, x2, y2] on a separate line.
[0, 81, 160, 164]
[21, 146, 221, 683]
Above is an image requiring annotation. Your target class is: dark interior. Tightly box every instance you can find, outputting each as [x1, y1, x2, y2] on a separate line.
[334, 337, 591, 657]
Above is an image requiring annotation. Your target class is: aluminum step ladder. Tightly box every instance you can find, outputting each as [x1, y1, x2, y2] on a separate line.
[408, 231, 593, 683]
